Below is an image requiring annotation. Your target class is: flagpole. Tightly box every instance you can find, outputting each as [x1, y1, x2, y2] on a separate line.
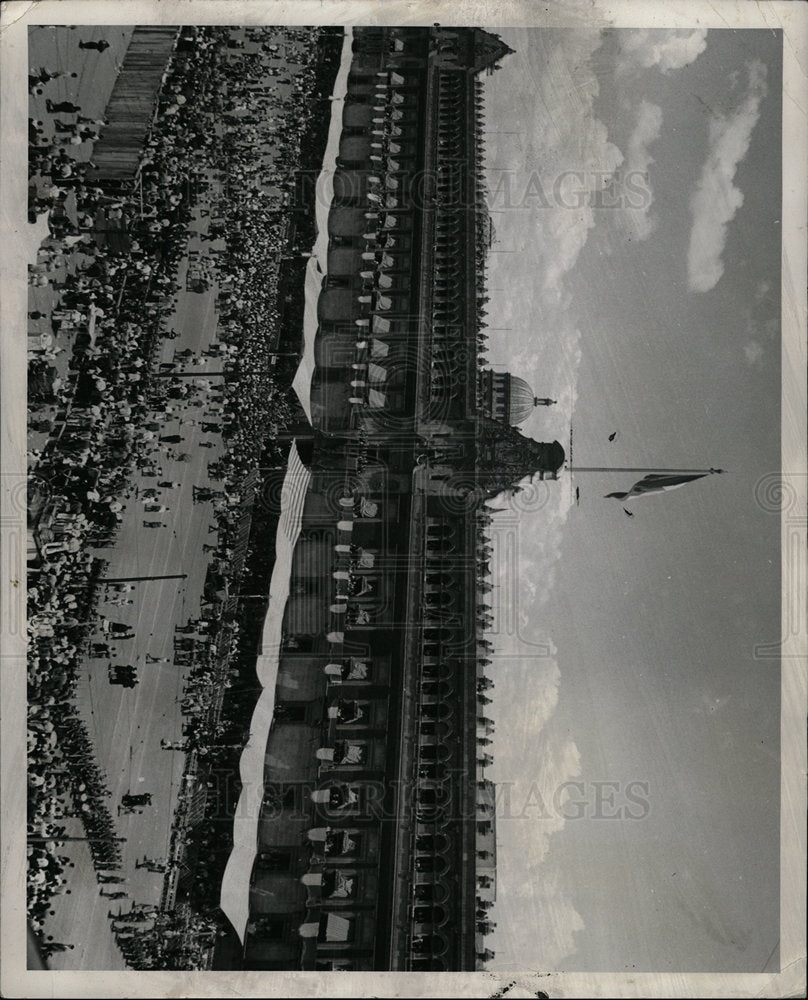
[566, 468, 725, 474]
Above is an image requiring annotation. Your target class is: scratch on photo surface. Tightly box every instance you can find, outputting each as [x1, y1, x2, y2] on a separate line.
[0, 2, 38, 34]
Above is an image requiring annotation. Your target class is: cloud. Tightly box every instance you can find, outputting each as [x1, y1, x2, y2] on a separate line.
[483, 479, 584, 970]
[744, 340, 763, 365]
[490, 862, 586, 972]
[489, 688, 586, 970]
[485, 31, 623, 306]
[687, 60, 768, 293]
[481, 31, 617, 485]
[754, 279, 771, 302]
[619, 29, 708, 73]
[488, 655, 585, 970]
[620, 100, 663, 241]
[739, 299, 778, 365]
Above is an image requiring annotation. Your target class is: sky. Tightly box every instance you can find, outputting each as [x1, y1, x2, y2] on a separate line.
[481, 28, 782, 974]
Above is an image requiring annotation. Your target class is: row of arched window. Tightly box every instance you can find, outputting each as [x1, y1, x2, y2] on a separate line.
[408, 505, 496, 964]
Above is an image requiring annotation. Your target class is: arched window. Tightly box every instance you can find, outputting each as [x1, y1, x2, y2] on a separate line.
[415, 833, 449, 853]
[411, 932, 449, 956]
[419, 721, 449, 739]
[409, 958, 446, 971]
[419, 743, 450, 763]
[424, 591, 454, 608]
[426, 539, 452, 554]
[423, 628, 453, 642]
[414, 882, 448, 903]
[427, 522, 455, 539]
[414, 855, 448, 874]
[413, 905, 447, 925]
[421, 680, 452, 699]
[417, 762, 447, 781]
[421, 703, 451, 720]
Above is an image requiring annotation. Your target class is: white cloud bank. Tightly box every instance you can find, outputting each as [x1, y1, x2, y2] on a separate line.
[483, 483, 585, 971]
[619, 29, 708, 73]
[483, 31, 630, 448]
[521, 32, 625, 303]
[743, 340, 763, 365]
[687, 60, 768, 293]
[621, 100, 663, 241]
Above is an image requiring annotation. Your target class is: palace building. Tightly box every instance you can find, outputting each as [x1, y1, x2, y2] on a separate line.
[229, 25, 564, 972]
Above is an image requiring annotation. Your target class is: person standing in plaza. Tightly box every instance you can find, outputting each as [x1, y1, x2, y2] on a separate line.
[78, 39, 111, 52]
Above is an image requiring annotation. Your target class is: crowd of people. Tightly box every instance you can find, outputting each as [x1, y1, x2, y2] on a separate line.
[27, 24, 345, 968]
[27, 546, 125, 925]
[172, 25, 340, 490]
[112, 904, 225, 970]
[27, 700, 125, 948]
[27, 28, 226, 939]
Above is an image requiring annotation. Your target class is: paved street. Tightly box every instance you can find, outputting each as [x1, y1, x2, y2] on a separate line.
[27, 22, 328, 968]
[40, 204, 231, 969]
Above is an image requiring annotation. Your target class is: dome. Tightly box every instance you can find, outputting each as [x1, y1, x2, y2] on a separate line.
[506, 375, 537, 425]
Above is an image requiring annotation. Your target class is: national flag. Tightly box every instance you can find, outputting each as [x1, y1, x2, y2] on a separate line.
[605, 472, 713, 502]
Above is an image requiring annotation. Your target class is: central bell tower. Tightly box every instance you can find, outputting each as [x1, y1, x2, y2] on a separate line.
[474, 416, 565, 498]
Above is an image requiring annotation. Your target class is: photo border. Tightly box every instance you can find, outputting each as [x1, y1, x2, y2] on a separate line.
[2, 2, 805, 997]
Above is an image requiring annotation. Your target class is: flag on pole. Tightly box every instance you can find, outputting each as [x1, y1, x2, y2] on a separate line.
[605, 472, 712, 502]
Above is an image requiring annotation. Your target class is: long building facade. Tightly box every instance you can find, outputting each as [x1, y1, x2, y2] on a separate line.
[233, 26, 564, 972]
